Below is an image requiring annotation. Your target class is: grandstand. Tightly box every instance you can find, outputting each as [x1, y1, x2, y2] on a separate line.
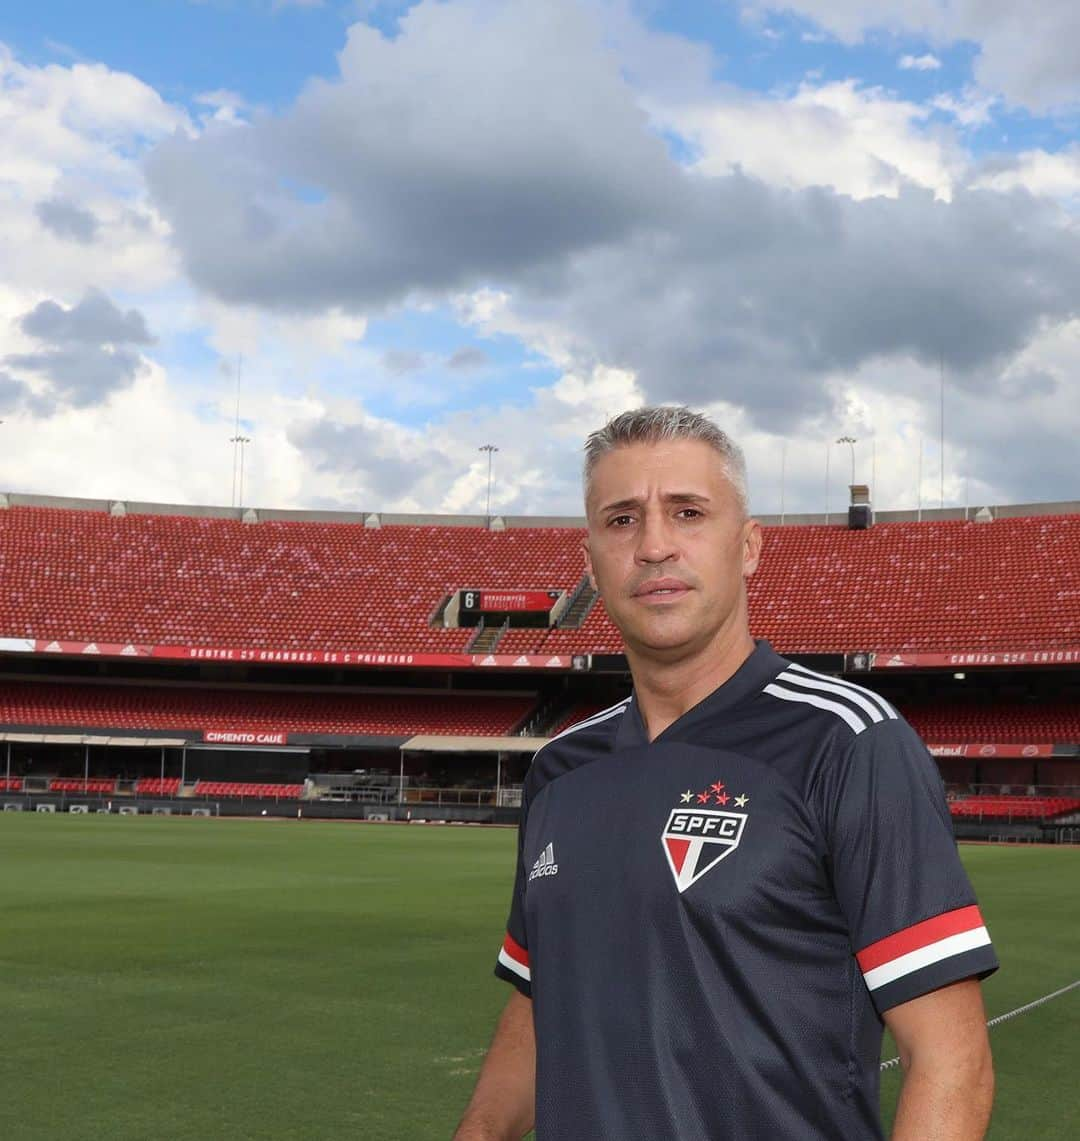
[0, 492, 1077, 837]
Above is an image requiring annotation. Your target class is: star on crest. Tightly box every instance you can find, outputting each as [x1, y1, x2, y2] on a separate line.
[681, 779, 750, 813]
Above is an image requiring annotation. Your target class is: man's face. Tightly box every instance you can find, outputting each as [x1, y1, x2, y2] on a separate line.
[583, 439, 762, 662]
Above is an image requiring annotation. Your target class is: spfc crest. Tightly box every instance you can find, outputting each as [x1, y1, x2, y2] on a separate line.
[662, 780, 748, 892]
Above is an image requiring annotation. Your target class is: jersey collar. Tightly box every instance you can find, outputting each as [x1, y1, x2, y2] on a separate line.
[613, 639, 787, 750]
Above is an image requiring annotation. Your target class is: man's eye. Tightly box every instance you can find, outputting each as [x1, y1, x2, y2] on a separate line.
[609, 515, 634, 527]
[677, 508, 702, 519]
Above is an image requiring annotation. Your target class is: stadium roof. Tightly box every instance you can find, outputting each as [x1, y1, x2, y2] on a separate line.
[402, 735, 550, 753]
[0, 732, 186, 747]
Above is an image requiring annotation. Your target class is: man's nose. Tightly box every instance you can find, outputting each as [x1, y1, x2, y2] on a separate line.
[635, 512, 677, 563]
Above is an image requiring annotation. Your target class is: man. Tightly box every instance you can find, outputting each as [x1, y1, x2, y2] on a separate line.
[455, 406, 996, 1140]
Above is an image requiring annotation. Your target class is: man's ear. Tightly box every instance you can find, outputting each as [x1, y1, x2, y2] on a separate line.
[742, 519, 763, 578]
[581, 536, 598, 592]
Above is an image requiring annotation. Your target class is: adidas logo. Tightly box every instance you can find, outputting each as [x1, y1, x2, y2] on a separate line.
[528, 841, 558, 881]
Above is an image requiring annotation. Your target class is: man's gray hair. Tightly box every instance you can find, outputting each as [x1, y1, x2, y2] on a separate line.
[583, 405, 749, 514]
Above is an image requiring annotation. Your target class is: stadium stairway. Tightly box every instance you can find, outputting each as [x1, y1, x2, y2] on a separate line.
[557, 575, 600, 628]
[466, 619, 509, 653]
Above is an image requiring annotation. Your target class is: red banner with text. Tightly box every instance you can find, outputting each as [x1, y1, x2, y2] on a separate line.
[0, 638, 578, 670]
[203, 730, 288, 746]
[847, 648, 1080, 670]
[479, 591, 559, 611]
[926, 743, 1054, 758]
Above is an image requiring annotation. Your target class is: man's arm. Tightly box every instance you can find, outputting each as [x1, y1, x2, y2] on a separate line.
[884, 977, 994, 1141]
[453, 990, 535, 1141]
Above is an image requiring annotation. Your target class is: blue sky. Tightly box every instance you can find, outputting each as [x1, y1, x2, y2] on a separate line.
[0, 1, 350, 109]
[0, 0, 1078, 515]
[2, 1, 1061, 155]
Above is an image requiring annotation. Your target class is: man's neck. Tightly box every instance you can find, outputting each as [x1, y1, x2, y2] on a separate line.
[628, 629, 756, 742]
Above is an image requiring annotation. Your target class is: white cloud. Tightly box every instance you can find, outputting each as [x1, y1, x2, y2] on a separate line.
[194, 89, 251, 127]
[932, 88, 997, 128]
[2, 7, 1080, 518]
[746, 0, 1080, 112]
[197, 296, 368, 362]
[971, 147, 1080, 203]
[455, 288, 578, 372]
[0, 44, 185, 298]
[899, 53, 941, 71]
[660, 79, 960, 200]
[285, 363, 644, 516]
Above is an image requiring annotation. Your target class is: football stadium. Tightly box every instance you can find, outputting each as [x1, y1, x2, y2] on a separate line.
[1, 490, 1077, 1139]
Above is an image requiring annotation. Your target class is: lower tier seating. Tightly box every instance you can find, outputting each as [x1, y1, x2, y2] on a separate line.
[0, 682, 537, 738]
[49, 778, 116, 794]
[550, 697, 1080, 746]
[902, 700, 1080, 743]
[548, 703, 613, 736]
[949, 795, 1080, 819]
[134, 778, 182, 796]
[193, 781, 303, 799]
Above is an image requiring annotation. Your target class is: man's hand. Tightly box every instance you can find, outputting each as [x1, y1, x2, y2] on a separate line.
[884, 977, 994, 1141]
[453, 990, 535, 1141]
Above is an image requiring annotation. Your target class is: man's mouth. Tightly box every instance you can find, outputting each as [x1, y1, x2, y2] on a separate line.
[633, 578, 691, 599]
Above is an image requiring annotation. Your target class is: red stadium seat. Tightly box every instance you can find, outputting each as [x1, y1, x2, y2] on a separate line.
[901, 699, 1080, 743]
[48, 778, 116, 794]
[192, 780, 303, 800]
[0, 682, 537, 738]
[135, 778, 182, 796]
[948, 795, 1080, 820]
[1, 506, 1077, 656]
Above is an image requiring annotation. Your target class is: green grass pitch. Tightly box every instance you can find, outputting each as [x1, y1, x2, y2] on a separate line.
[0, 815, 1075, 1139]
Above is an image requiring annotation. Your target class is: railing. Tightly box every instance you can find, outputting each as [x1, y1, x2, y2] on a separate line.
[516, 693, 565, 736]
[947, 783, 1080, 797]
[557, 575, 594, 628]
[464, 617, 486, 651]
[400, 785, 522, 807]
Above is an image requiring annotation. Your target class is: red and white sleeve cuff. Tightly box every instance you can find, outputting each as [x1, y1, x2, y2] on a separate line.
[855, 905, 996, 1010]
[496, 932, 531, 984]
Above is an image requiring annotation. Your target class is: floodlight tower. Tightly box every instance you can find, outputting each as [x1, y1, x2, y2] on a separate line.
[230, 435, 252, 509]
[479, 444, 499, 524]
[837, 436, 857, 486]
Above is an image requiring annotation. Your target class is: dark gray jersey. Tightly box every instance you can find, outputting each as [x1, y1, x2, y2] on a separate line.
[494, 641, 997, 1140]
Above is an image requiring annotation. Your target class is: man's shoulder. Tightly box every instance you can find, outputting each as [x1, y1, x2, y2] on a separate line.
[757, 659, 902, 740]
[525, 698, 629, 795]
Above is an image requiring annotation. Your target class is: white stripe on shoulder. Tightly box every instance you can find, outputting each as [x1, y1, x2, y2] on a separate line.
[776, 667, 894, 725]
[763, 681, 870, 734]
[543, 697, 631, 746]
[786, 662, 898, 720]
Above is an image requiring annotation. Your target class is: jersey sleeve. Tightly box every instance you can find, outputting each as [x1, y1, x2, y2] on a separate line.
[493, 788, 532, 998]
[822, 717, 998, 1014]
